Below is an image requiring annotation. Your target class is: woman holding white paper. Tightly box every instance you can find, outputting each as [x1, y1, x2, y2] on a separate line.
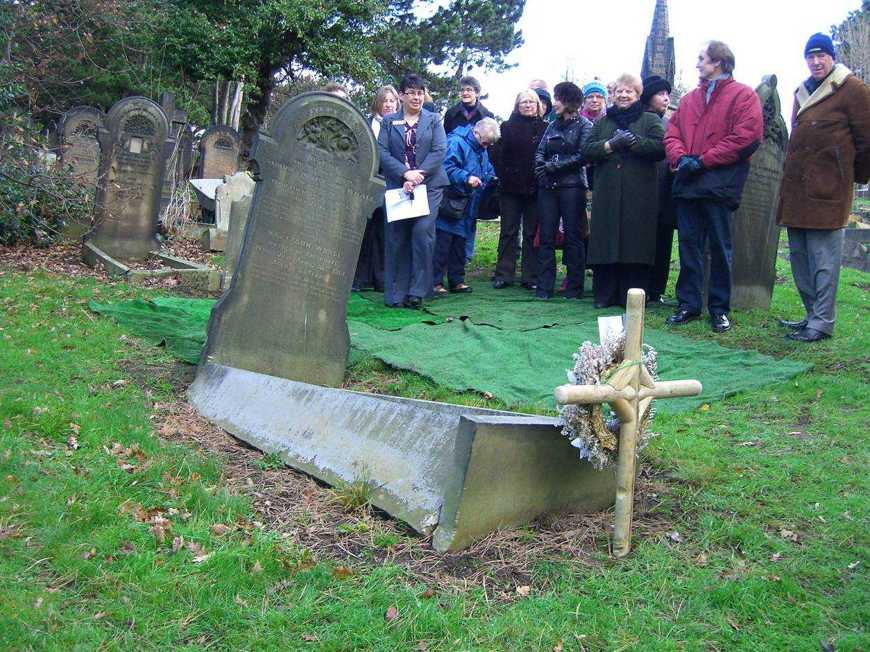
[377, 74, 449, 309]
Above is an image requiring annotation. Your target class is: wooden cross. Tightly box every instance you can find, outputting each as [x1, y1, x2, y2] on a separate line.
[554, 289, 702, 558]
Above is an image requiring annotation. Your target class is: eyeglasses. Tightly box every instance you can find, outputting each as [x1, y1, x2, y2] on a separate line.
[403, 90, 425, 97]
[518, 100, 537, 105]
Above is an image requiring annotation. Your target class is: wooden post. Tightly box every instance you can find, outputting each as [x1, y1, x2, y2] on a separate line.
[554, 288, 703, 558]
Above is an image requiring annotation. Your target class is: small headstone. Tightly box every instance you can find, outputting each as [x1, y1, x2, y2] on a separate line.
[59, 106, 105, 189]
[201, 92, 383, 385]
[221, 174, 256, 289]
[731, 75, 788, 310]
[198, 126, 241, 179]
[89, 96, 169, 261]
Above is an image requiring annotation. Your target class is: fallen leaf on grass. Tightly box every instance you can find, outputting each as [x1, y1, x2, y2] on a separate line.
[727, 616, 740, 631]
[779, 529, 800, 543]
[151, 524, 168, 544]
[171, 536, 184, 554]
[695, 553, 708, 566]
[81, 547, 96, 560]
[3, 418, 11, 430]
[667, 531, 684, 544]
[192, 552, 212, 564]
[515, 585, 531, 597]
[67, 436, 79, 450]
[302, 634, 318, 642]
[385, 605, 399, 622]
[848, 560, 861, 570]
[119, 542, 136, 555]
[69, 422, 80, 435]
[553, 643, 564, 652]
[420, 588, 437, 599]
[210, 523, 231, 536]
[770, 552, 783, 562]
[333, 565, 355, 579]
[93, 611, 106, 620]
[32, 407, 48, 415]
[250, 560, 263, 574]
[34, 597, 43, 608]
[111, 379, 129, 388]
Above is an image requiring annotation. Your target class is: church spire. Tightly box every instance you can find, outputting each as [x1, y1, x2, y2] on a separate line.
[641, 0, 675, 86]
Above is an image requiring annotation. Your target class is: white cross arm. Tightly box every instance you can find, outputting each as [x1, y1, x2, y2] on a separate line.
[554, 379, 702, 406]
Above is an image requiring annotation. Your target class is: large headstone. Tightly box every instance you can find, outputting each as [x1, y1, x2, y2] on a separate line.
[59, 106, 105, 190]
[731, 75, 788, 310]
[198, 126, 241, 179]
[221, 174, 256, 289]
[89, 97, 169, 261]
[200, 92, 382, 385]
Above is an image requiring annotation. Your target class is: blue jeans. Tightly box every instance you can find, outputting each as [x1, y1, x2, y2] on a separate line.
[675, 198, 733, 316]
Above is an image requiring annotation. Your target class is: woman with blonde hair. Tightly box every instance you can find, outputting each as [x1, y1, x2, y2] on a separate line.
[489, 89, 549, 289]
[353, 85, 400, 292]
[583, 73, 666, 307]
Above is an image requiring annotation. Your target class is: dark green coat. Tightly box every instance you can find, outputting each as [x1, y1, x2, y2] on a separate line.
[583, 110, 665, 266]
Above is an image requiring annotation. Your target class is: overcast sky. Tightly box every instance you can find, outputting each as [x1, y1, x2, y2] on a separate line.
[470, 0, 862, 121]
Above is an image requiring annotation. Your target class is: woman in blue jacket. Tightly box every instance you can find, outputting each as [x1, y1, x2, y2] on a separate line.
[377, 74, 449, 309]
[433, 118, 500, 294]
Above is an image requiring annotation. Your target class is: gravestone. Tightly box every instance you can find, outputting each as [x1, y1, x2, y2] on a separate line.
[730, 75, 788, 310]
[221, 174, 256, 288]
[159, 92, 196, 214]
[59, 106, 105, 189]
[89, 96, 169, 261]
[198, 126, 241, 179]
[201, 92, 382, 385]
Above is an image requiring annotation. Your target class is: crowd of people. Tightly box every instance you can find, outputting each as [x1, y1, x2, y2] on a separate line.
[348, 34, 868, 341]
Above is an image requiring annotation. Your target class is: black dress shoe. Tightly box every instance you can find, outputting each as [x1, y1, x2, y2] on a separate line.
[534, 291, 552, 300]
[786, 327, 830, 342]
[778, 318, 808, 330]
[403, 296, 423, 309]
[711, 313, 731, 333]
[666, 309, 700, 325]
[521, 282, 537, 290]
[491, 279, 511, 289]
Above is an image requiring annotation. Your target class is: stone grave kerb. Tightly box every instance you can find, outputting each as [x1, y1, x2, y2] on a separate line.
[201, 92, 383, 386]
[91, 96, 169, 261]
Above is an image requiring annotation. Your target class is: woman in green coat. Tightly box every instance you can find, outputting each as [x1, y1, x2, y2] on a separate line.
[583, 73, 666, 308]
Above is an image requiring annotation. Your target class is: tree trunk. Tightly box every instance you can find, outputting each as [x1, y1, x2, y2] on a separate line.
[230, 80, 244, 131]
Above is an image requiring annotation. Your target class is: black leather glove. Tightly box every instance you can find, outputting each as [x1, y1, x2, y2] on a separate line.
[543, 161, 559, 174]
[608, 129, 637, 151]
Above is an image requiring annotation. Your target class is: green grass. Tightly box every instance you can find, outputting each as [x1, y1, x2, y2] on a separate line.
[0, 234, 868, 649]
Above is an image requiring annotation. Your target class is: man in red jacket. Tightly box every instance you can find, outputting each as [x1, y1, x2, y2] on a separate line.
[664, 41, 763, 333]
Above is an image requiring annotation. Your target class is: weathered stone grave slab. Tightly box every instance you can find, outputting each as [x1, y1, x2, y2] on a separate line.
[731, 75, 788, 310]
[221, 174, 256, 289]
[189, 363, 615, 552]
[89, 96, 168, 261]
[59, 105, 105, 190]
[198, 126, 241, 179]
[201, 92, 383, 386]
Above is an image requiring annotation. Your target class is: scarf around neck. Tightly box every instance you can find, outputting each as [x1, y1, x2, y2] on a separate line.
[607, 101, 643, 130]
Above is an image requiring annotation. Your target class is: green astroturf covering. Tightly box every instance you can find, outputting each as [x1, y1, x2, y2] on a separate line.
[90, 286, 811, 412]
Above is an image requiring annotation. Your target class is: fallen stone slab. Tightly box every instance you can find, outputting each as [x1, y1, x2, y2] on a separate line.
[189, 362, 615, 552]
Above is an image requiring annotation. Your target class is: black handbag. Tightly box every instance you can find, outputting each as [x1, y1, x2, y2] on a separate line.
[476, 180, 500, 220]
[439, 186, 469, 220]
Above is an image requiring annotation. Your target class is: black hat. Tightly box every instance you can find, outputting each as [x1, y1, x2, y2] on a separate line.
[553, 81, 584, 111]
[640, 75, 672, 106]
[533, 87, 552, 114]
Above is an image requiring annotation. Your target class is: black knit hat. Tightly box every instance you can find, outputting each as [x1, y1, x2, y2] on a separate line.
[533, 87, 552, 114]
[640, 75, 672, 106]
[553, 81, 584, 111]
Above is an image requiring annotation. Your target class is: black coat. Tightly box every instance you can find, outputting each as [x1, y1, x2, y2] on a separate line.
[443, 101, 494, 136]
[489, 112, 548, 196]
[534, 115, 593, 189]
[583, 109, 666, 266]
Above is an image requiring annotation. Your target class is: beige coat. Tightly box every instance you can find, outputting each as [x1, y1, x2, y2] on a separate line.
[777, 64, 870, 230]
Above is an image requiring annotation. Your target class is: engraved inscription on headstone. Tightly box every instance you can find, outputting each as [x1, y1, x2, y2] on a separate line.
[59, 106, 105, 190]
[198, 126, 241, 179]
[89, 97, 169, 261]
[731, 74, 788, 310]
[201, 92, 383, 386]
